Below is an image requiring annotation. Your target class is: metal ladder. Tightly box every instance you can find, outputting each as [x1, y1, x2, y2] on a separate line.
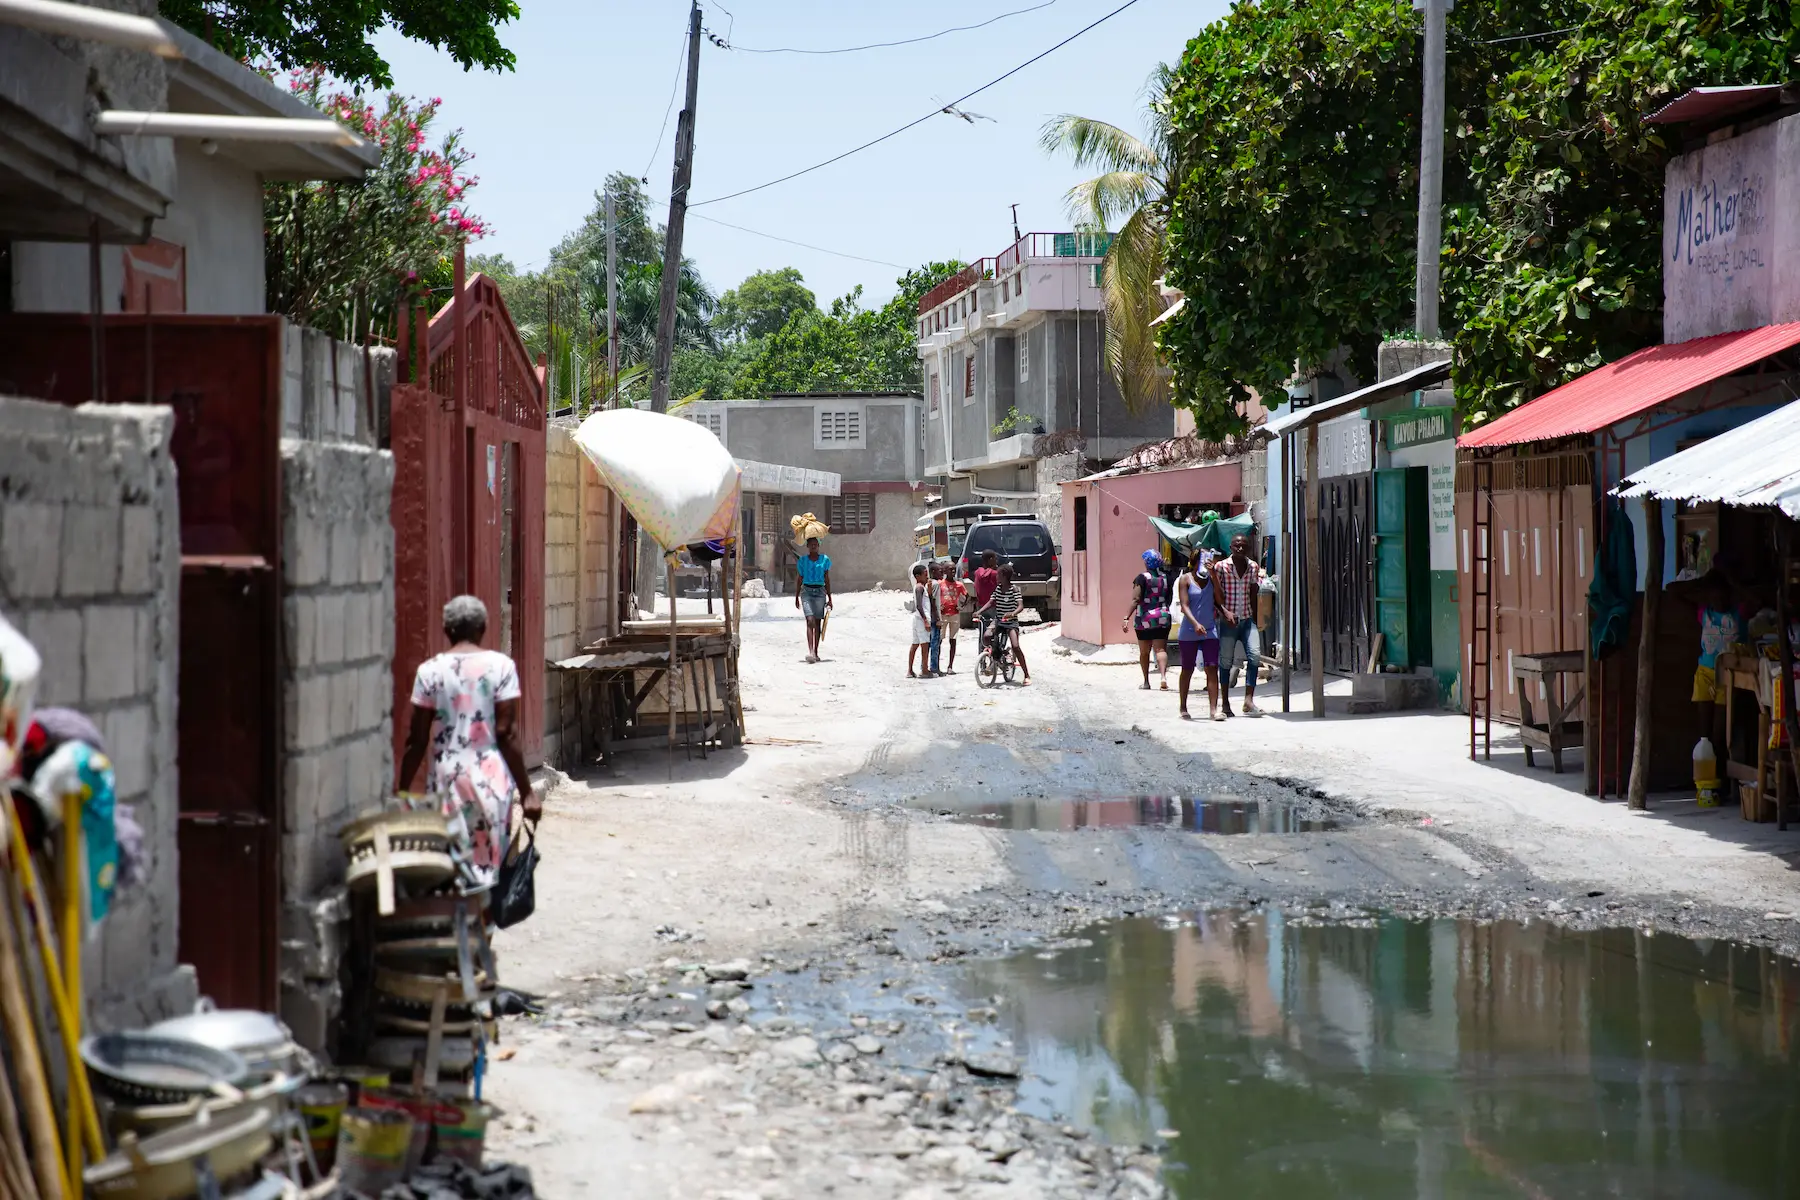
[1469, 456, 1495, 760]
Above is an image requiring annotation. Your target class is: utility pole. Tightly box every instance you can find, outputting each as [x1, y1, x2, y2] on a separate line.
[605, 186, 618, 408]
[650, 0, 703, 413]
[1414, 0, 1447, 338]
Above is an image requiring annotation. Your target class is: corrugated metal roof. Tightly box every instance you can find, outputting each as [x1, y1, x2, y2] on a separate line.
[1458, 322, 1800, 449]
[1644, 84, 1789, 126]
[1616, 400, 1800, 518]
[1260, 359, 1451, 439]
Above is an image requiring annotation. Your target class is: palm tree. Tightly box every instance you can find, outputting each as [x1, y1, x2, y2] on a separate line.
[1040, 64, 1179, 415]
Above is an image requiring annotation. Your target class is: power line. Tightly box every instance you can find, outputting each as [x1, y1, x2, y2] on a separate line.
[642, 17, 692, 180]
[719, 1, 1059, 55]
[692, 0, 1148, 208]
[687, 211, 906, 269]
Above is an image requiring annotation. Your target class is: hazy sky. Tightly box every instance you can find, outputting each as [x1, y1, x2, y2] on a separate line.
[373, 0, 1226, 306]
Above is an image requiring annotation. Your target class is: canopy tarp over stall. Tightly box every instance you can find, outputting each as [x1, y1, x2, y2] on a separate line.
[1148, 513, 1254, 556]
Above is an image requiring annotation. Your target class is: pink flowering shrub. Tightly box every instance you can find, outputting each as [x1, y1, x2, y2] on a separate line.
[265, 67, 489, 339]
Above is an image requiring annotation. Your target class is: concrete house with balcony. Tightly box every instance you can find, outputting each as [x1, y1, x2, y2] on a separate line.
[915, 233, 1173, 537]
[681, 392, 930, 589]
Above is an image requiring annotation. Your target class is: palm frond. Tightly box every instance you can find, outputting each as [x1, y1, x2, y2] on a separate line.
[1038, 114, 1161, 175]
[1100, 206, 1170, 416]
[1064, 170, 1157, 230]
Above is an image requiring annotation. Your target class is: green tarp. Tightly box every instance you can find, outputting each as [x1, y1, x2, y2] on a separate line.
[1149, 513, 1255, 556]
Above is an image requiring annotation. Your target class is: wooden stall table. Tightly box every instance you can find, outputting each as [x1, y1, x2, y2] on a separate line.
[1719, 651, 1794, 825]
[552, 618, 741, 760]
[1515, 650, 1586, 774]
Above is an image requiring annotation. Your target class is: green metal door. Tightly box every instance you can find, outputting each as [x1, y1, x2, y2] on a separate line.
[1372, 467, 1429, 669]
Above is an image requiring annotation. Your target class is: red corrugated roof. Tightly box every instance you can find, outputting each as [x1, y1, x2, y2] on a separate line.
[1644, 84, 1788, 126]
[1458, 322, 1800, 449]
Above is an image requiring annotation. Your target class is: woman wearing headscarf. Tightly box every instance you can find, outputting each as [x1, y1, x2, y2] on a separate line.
[1123, 549, 1174, 690]
[398, 595, 539, 889]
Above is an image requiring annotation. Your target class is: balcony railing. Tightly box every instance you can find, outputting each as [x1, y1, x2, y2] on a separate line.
[916, 232, 1116, 314]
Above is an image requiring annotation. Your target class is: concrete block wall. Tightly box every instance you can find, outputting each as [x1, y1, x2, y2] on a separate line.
[0, 396, 196, 1029]
[281, 324, 394, 448]
[278, 438, 394, 1048]
[542, 418, 619, 770]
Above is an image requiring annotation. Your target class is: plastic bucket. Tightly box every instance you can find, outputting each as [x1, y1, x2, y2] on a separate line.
[296, 1081, 349, 1172]
[359, 1087, 458, 1174]
[433, 1098, 498, 1168]
[337, 1107, 413, 1196]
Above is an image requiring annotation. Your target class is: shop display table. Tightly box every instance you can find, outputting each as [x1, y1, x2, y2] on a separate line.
[1515, 650, 1586, 774]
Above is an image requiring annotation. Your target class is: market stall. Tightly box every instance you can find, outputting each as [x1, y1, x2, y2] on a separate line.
[1616, 399, 1800, 826]
[565, 409, 745, 757]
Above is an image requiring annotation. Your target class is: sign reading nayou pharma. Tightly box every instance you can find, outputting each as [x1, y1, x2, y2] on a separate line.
[1662, 115, 1800, 343]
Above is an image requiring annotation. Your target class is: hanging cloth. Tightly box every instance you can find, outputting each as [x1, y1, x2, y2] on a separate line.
[1587, 495, 1638, 661]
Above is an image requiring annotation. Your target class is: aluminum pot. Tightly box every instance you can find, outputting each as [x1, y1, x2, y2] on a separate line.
[147, 1006, 311, 1079]
[84, 1107, 272, 1200]
[81, 1032, 250, 1108]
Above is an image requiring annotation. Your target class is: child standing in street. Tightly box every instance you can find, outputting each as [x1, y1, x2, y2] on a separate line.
[937, 559, 967, 674]
[909, 562, 939, 679]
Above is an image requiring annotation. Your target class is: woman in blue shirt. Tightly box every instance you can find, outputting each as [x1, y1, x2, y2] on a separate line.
[794, 536, 832, 663]
[1176, 551, 1222, 720]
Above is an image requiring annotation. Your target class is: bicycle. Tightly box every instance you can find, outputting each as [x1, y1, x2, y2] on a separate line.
[976, 617, 1017, 688]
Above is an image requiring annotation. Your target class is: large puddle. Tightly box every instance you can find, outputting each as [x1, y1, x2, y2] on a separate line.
[904, 793, 1337, 834]
[959, 911, 1800, 1197]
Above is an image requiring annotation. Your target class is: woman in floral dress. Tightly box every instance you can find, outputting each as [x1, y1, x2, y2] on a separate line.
[398, 595, 539, 888]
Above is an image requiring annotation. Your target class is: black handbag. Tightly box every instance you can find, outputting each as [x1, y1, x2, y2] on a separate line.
[491, 821, 538, 930]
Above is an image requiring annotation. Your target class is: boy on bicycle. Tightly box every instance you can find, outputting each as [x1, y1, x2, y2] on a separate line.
[975, 564, 1032, 685]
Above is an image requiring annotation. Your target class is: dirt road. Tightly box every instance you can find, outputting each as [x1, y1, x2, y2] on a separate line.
[486, 591, 1800, 1198]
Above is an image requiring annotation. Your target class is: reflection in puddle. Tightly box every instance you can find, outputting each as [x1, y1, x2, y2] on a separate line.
[904, 793, 1336, 833]
[962, 911, 1800, 1198]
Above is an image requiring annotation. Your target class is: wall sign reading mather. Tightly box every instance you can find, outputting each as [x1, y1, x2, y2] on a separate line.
[1662, 115, 1800, 343]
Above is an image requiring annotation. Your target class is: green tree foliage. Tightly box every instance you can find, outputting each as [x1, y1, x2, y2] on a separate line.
[163, 0, 519, 88]
[265, 71, 487, 342]
[717, 268, 818, 342]
[1162, 0, 1800, 433]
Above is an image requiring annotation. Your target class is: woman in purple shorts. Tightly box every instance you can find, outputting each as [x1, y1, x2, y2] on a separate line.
[1175, 551, 1221, 720]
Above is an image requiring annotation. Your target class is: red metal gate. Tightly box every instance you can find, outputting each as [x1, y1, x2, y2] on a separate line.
[390, 266, 546, 767]
[0, 314, 284, 1012]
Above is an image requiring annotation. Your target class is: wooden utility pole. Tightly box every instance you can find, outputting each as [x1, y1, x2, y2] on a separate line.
[1627, 496, 1663, 809]
[605, 187, 618, 408]
[1414, 0, 1447, 337]
[650, 0, 703, 413]
[1306, 428, 1324, 717]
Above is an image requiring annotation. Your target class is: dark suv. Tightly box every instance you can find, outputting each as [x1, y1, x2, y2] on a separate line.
[958, 514, 1060, 626]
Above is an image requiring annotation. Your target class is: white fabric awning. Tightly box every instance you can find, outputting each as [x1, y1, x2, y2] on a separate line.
[1615, 400, 1800, 518]
[735, 459, 841, 497]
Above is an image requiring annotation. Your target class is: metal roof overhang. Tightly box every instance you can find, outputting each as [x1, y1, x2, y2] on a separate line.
[1458, 321, 1800, 450]
[1615, 399, 1800, 519]
[1645, 84, 1795, 128]
[1259, 358, 1452, 440]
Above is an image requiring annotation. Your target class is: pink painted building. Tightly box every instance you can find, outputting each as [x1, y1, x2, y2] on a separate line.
[1058, 457, 1244, 646]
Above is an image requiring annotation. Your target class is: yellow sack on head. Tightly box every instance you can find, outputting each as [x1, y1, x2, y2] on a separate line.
[791, 512, 829, 543]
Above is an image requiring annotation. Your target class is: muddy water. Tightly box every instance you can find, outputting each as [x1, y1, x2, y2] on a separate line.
[960, 911, 1800, 1198]
[904, 793, 1337, 834]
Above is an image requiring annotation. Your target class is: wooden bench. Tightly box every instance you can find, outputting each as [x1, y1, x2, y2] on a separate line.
[1515, 650, 1586, 774]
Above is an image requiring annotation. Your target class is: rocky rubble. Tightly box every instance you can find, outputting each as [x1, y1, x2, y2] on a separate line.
[488, 948, 1165, 1199]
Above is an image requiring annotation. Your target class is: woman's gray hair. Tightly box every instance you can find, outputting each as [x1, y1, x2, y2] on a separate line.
[443, 594, 489, 643]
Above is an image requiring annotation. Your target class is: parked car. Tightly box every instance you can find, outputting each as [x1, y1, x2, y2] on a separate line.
[956, 514, 1060, 626]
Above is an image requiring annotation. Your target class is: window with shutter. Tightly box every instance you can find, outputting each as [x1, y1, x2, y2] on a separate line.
[827, 492, 875, 534]
[1018, 334, 1029, 383]
[964, 356, 975, 401]
[685, 409, 724, 437]
[814, 405, 865, 448]
[928, 374, 940, 414]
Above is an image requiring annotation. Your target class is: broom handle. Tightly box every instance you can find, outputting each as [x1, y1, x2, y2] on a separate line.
[7, 813, 103, 1161]
[0, 827, 66, 1200]
[59, 794, 81, 1193]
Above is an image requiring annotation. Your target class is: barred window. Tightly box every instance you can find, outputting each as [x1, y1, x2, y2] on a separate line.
[827, 492, 875, 534]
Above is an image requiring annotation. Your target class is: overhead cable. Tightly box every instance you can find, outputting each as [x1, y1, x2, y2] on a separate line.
[717, 1, 1058, 55]
[692, 0, 1147, 208]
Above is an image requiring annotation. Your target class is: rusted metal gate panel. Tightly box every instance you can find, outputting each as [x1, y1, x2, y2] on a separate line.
[391, 271, 546, 767]
[0, 314, 283, 1011]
